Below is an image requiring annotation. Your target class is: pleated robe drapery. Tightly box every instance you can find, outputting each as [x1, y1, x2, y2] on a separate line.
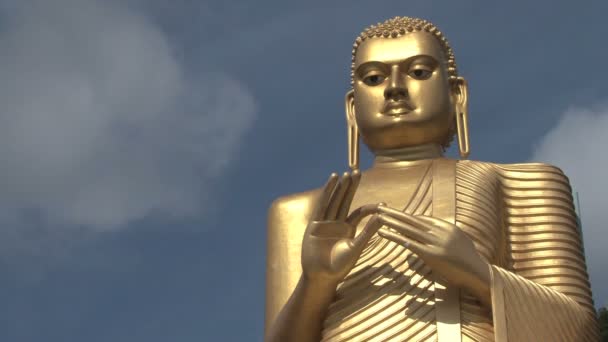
[320, 159, 598, 341]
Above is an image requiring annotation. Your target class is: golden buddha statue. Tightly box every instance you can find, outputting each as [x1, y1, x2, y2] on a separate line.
[264, 16, 599, 341]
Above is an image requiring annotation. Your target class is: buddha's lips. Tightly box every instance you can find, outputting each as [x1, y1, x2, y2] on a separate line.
[381, 100, 414, 116]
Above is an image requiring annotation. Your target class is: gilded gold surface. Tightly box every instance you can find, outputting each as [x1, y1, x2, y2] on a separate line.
[265, 16, 598, 342]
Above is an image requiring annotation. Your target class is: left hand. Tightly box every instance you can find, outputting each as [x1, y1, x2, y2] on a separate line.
[376, 206, 491, 306]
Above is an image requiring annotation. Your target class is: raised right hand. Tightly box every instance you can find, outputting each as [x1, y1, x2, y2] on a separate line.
[301, 171, 383, 286]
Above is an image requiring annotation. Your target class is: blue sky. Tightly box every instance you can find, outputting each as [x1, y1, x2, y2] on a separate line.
[0, 0, 607, 341]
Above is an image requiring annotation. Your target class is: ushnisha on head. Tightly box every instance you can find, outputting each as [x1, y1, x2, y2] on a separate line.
[345, 16, 470, 170]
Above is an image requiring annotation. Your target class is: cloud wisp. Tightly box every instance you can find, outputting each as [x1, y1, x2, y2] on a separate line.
[531, 102, 608, 308]
[0, 0, 256, 236]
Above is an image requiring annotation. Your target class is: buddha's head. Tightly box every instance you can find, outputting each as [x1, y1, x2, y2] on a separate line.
[346, 17, 469, 168]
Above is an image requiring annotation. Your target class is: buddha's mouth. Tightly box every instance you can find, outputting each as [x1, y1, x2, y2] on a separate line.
[381, 100, 414, 116]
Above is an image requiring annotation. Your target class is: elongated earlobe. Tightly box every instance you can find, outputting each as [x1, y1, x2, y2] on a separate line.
[455, 77, 470, 159]
[345, 90, 359, 171]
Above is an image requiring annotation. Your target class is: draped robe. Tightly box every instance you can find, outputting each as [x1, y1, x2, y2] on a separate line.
[266, 158, 599, 341]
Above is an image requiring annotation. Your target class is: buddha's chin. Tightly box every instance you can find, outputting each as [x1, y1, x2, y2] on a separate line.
[362, 135, 447, 152]
[360, 122, 450, 150]
[365, 115, 447, 131]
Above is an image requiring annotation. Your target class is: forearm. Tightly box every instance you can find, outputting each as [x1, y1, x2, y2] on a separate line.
[266, 275, 337, 342]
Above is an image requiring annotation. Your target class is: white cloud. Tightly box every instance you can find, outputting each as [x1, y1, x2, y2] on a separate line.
[531, 103, 608, 308]
[0, 0, 256, 234]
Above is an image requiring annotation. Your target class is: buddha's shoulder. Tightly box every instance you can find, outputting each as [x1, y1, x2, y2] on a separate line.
[268, 188, 322, 223]
[457, 159, 570, 183]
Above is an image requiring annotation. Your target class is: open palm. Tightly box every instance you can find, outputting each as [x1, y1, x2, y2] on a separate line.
[301, 171, 382, 285]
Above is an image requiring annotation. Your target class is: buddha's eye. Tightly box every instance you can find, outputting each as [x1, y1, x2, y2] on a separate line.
[362, 74, 386, 86]
[408, 68, 432, 80]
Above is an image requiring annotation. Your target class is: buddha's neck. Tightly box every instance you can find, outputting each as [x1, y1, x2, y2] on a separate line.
[372, 143, 443, 168]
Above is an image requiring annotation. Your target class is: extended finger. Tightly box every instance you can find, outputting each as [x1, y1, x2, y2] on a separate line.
[415, 215, 450, 230]
[313, 173, 340, 221]
[377, 214, 434, 244]
[325, 172, 351, 220]
[345, 202, 385, 228]
[378, 228, 427, 255]
[377, 206, 434, 232]
[337, 170, 361, 220]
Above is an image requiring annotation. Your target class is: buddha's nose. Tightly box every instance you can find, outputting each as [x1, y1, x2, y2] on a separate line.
[384, 65, 407, 100]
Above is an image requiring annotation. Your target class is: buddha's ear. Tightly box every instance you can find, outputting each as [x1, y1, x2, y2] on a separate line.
[452, 77, 468, 111]
[453, 77, 470, 158]
[345, 89, 359, 171]
[345, 89, 357, 127]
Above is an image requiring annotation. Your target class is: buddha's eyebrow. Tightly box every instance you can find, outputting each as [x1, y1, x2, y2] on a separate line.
[355, 61, 389, 76]
[409, 55, 439, 65]
[355, 55, 439, 76]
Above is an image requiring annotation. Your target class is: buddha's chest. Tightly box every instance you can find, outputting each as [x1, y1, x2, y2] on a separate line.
[321, 162, 502, 340]
[350, 164, 434, 213]
[349, 162, 504, 262]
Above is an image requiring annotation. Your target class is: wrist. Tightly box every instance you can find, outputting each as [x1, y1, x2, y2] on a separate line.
[301, 274, 339, 296]
[464, 261, 491, 307]
[296, 275, 338, 315]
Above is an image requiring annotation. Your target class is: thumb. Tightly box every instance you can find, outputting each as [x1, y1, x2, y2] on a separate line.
[351, 214, 383, 255]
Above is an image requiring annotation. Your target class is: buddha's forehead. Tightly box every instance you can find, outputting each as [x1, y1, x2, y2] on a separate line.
[354, 31, 445, 67]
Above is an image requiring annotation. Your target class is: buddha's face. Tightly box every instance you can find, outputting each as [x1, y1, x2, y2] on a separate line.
[348, 31, 464, 152]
